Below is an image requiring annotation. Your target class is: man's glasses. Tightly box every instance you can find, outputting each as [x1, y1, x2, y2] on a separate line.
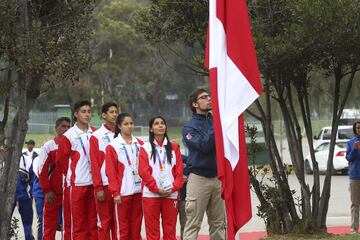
[197, 94, 211, 100]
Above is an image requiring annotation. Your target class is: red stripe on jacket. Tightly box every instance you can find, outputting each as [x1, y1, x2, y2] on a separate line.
[38, 138, 62, 194]
[90, 136, 104, 192]
[55, 135, 72, 186]
[105, 145, 125, 198]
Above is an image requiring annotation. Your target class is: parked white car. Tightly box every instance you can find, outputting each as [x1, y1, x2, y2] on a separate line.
[304, 141, 348, 175]
[313, 125, 353, 148]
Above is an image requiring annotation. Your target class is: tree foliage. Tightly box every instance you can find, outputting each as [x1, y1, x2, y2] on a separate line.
[135, 0, 360, 234]
[84, 0, 204, 123]
[134, 0, 208, 75]
[0, 1, 95, 238]
[31, 0, 203, 125]
[288, 0, 360, 228]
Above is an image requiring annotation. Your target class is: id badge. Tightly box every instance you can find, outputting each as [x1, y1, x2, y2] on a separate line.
[159, 171, 172, 191]
[133, 171, 142, 186]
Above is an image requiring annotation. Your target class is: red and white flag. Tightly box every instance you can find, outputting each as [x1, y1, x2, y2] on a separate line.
[206, 0, 262, 238]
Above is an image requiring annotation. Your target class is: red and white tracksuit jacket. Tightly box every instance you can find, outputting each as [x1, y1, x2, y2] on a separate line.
[89, 124, 115, 240]
[56, 124, 97, 240]
[138, 139, 184, 240]
[38, 137, 63, 240]
[106, 135, 144, 240]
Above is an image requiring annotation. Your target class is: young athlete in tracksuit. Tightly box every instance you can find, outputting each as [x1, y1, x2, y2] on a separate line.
[56, 100, 98, 240]
[38, 117, 71, 240]
[89, 102, 118, 240]
[62, 182, 71, 240]
[139, 116, 184, 240]
[13, 153, 35, 240]
[23, 140, 42, 240]
[105, 113, 144, 240]
[54, 144, 72, 240]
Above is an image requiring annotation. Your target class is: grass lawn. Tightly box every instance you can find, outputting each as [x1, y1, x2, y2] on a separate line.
[24, 133, 54, 147]
[167, 126, 183, 141]
[262, 233, 359, 240]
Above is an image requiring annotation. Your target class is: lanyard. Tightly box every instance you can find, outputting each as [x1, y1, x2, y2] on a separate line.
[77, 133, 88, 156]
[156, 148, 167, 171]
[122, 143, 139, 167]
[104, 133, 111, 143]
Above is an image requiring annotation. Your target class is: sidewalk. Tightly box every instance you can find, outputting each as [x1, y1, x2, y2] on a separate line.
[192, 225, 353, 240]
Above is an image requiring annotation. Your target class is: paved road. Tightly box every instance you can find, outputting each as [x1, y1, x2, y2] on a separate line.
[13, 174, 351, 239]
[14, 137, 351, 239]
[241, 174, 351, 233]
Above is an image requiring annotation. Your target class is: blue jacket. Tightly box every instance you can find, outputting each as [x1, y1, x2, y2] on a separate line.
[23, 151, 44, 199]
[346, 136, 360, 180]
[16, 154, 34, 201]
[182, 113, 217, 178]
[31, 177, 44, 199]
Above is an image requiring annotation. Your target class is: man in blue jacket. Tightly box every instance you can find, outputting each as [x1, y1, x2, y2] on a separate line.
[346, 120, 360, 234]
[23, 139, 38, 160]
[13, 152, 35, 240]
[182, 88, 226, 240]
[24, 139, 44, 240]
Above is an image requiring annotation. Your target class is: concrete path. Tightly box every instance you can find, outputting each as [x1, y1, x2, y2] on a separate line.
[13, 175, 352, 239]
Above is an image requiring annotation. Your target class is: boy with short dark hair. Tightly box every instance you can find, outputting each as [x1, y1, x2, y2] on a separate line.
[56, 100, 98, 240]
[38, 117, 71, 239]
[90, 102, 118, 240]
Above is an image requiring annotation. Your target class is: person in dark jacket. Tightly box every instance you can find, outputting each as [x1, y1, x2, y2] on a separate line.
[13, 153, 35, 240]
[346, 120, 360, 234]
[182, 88, 226, 240]
[23, 140, 45, 240]
[24, 139, 38, 159]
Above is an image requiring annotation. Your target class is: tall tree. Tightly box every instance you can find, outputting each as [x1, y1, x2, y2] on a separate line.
[135, 0, 360, 234]
[0, 1, 95, 238]
[289, 0, 360, 227]
[87, 0, 203, 122]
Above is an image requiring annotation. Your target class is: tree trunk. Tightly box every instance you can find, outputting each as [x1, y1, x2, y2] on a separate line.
[318, 64, 357, 227]
[0, 70, 12, 147]
[0, 74, 28, 239]
[248, 77, 299, 233]
[0, 70, 42, 238]
[297, 88, 320, 220]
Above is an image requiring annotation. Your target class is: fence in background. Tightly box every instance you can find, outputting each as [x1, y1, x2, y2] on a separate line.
[0, 111, 335, 136]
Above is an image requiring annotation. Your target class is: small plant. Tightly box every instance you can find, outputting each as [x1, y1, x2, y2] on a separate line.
[8, 217, 19, 240]
[246, 124, 297, 234]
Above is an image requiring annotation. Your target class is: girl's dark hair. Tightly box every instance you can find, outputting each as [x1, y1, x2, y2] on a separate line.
[149, 115, 172, 164]
[114, 113, 133, 138]
[353, 120, 360, 135]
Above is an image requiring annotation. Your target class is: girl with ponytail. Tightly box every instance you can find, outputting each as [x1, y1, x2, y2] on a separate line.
[138, 116, 184, 240]
[105, 113, 144, 240]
